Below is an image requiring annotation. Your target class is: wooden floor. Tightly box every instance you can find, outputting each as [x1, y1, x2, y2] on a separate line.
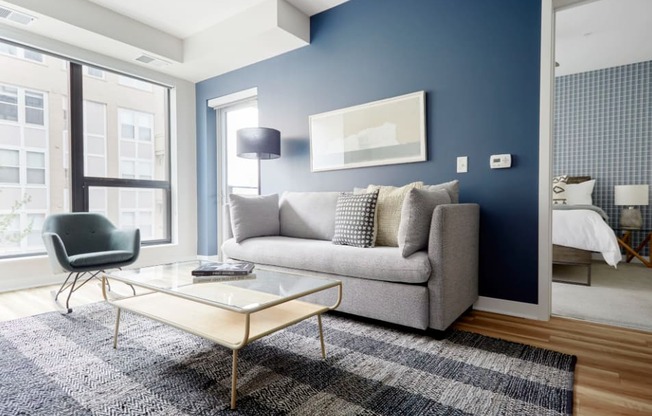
[1, 284, 651, 415]
[454, 311, 652, 416]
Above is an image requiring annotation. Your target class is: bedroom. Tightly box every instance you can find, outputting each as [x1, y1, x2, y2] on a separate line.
[551, 0, 652, 331]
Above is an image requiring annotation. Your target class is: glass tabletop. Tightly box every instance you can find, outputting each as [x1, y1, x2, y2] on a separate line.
[104, 261, 340, 312]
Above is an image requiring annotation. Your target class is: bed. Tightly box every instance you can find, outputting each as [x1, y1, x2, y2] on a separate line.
[552, 176, 621, 285]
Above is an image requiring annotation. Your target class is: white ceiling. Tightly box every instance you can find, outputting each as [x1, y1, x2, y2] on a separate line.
[86, 0, 346, 39]
[6, 0, 649, 82]
[0, 0, 348, 82]
[555, 0, 652, 76]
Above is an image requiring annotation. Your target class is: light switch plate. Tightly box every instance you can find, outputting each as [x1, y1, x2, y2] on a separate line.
[457, 156, 468, 173]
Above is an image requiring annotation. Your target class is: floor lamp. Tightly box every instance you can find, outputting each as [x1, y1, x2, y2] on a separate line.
[236, 127, 281, 194]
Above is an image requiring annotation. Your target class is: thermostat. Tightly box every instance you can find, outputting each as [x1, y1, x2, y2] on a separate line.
[490, 154, 511, 169]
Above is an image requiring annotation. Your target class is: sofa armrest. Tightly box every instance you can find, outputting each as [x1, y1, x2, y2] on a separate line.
[427, 203, 480, 330]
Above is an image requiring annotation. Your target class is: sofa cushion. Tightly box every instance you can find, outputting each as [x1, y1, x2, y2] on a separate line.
[424, 180, 459, 204]
[367, 181, 423, 247]
[332, 190, 379, 248]
[398, 188, 451, 257]
[279, 192, 339, 241]
[228, 194, 280, 243]
[222, 236, 431, 284]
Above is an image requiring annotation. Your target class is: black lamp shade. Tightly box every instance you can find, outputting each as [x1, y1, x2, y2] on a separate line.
[236, 127, 281, 160]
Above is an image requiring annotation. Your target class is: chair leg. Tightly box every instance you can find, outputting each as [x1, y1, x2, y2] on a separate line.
[64, 272, 81, 313]
[51, 271, 81, 314]
[53, 272, 74, 302]
[52, 271, 101, 314]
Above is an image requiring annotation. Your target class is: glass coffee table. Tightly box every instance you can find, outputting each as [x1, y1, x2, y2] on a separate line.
[101, 261, 342, 410]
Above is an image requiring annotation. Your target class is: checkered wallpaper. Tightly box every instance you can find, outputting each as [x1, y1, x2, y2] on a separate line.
[554, 60, 652, 245]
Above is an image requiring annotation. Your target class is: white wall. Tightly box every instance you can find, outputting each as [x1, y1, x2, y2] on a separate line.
[0, 26, 197, 292]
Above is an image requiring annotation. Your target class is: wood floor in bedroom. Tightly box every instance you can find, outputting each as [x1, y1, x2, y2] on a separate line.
[1, 284, 651, 416]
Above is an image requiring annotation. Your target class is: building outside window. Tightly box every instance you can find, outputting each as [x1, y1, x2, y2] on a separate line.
[0, 43, 43, 63]
[0, 40, 171, 258]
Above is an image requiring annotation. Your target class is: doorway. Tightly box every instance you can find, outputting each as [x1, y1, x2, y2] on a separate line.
[215, 99, 259, 256]
[550, 0, 652, 331]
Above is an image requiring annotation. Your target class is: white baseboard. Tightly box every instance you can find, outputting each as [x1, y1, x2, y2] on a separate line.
[0, 254, 201, 293]
[474, 296, 547, 321]
[2, 273, 67, 292]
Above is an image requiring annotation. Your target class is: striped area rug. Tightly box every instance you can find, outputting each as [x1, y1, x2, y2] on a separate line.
[0, 302, 575, 415]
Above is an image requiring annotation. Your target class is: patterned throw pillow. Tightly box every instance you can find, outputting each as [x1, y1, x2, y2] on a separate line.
[552, 175, 568, 205]
[332, 190, 379, 248]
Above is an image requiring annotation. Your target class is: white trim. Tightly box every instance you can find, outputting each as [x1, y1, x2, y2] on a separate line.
[536, 0, 555, 321]
[553, 0, 600, 12]
[474, 296, 543, 320]
[208, 88, 258, 109]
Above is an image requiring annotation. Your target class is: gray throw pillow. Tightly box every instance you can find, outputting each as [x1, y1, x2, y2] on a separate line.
[332, 190, 379, 248]
[228, 194, 280, 243]
[423, 180, 459, 203]
[397, 188, 451, 257]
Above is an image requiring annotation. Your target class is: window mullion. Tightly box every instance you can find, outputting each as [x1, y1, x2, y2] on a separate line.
[69, 62, 87, 212]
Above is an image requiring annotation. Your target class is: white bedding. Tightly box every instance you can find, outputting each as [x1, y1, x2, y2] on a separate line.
[552, 209, 621, 267]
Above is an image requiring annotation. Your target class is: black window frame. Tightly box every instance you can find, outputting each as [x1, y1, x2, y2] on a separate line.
[0, 38, 173, 259]
[69, 62, 172, 246]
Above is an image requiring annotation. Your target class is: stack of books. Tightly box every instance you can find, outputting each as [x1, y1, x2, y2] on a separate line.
[191, 262, 255, 283]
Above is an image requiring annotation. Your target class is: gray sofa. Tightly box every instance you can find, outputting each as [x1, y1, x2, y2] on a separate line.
[222, 190, 480, 331]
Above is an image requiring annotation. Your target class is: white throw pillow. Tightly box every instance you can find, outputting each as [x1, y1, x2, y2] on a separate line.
[423, 180, 459, 204]
[565, 180, 596, 205]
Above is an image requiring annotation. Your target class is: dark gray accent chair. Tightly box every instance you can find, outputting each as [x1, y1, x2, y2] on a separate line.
[42, 213, 140, 313]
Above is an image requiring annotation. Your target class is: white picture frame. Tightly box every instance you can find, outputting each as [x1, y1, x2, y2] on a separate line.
[309, 91, 426, 172]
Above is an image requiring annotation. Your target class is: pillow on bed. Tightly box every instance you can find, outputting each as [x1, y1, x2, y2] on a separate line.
[565, 179, 596, 205]
[552, 175, 568, 205]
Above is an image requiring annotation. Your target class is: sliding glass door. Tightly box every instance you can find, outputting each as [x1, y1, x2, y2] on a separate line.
[216, 100, 258, 255]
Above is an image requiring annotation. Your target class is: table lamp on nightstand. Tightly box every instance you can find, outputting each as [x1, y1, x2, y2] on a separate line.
[615, 184, 649, 229]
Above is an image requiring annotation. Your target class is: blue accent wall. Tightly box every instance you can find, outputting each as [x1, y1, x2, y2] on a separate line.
[196, 0, 542, 304]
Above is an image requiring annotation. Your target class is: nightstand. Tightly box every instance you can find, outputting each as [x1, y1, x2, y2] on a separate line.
[616, 228, 652, 267]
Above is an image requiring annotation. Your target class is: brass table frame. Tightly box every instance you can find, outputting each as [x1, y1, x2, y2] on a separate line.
[102, 268, 342, 410]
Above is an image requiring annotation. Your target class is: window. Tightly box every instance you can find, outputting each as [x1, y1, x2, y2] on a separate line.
[0, 85, 18, 122]
[84, 66, 105, 79]
[0, 149, 19, 183]
[0, 43, 17, 57]
[23, 49, 43, 63]
[83, 100, 106, 177]
[24, 91, 44, 125]
[0, 40, 171, 258]
[119, 109, 154, 180]
[223, 104, 259, 195]
[79, 66, 170, 245]
[26, 151, 45, 184]
[0, 43, 42, 62]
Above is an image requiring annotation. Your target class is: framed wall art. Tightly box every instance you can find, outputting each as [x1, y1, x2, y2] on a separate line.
[309, 91, 426, 172]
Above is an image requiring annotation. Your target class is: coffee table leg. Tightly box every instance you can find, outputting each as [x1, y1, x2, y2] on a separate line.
[113, 308, 121, 349]
[317, 314, 326, 359]
[231, 349, 238, 410]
